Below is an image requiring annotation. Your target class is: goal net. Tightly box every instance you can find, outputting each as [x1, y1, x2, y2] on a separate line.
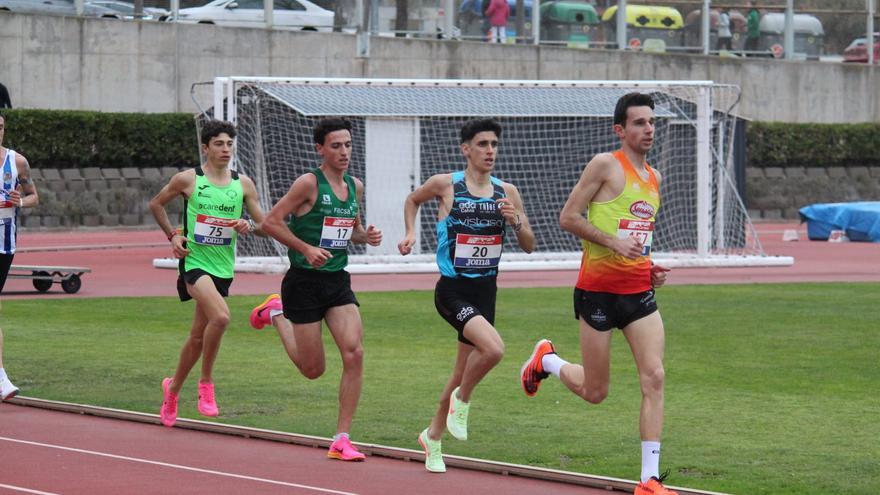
[195, 77, 791, 273]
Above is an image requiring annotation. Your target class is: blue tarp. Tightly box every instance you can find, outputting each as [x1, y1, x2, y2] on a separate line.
[799, 202, 880, 242]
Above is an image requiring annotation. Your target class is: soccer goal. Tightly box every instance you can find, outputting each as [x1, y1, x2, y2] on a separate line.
[185, 77, 792, 273]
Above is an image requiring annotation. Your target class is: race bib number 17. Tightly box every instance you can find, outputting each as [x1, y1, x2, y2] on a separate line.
[320, 217, 355, 249]
[194, 214, 237, 245]
[617, 219, 654, 256]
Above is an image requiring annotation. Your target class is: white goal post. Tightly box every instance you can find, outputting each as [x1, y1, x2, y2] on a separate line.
[155, 77, 792, 274]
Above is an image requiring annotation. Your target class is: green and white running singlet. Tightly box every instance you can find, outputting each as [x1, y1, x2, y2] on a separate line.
[180, 168, 243, 279]
[287, 168, 358, 272]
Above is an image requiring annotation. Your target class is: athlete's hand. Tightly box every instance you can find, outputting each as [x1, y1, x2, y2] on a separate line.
[612, 236, 644, 260]
[651, 263, 671, 288]
[5, 189, 22, 206]
[366, 225, 382, 247]
[170, 234, 189, 259]
[305, 246, 333, 268]
[233, 218, 251, 235]
[398, 234, 416, 256]
[496, 198, 520, 226]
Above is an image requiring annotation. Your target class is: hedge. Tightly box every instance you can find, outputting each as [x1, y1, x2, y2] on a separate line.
[0, 109, 200, 169]
[747, 121, 880, 168]
[2, 110, 878, 171]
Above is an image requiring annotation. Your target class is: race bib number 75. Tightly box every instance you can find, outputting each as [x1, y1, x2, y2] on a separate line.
[194, 214, 238, 245]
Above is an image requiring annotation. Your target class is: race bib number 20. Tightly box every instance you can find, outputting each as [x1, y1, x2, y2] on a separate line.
[617, 219, 654, 256]
[194, 214, 238, 245]
[454, 234, 502, 268]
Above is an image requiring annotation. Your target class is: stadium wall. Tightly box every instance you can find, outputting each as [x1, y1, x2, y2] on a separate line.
[1, 12, 877, 123]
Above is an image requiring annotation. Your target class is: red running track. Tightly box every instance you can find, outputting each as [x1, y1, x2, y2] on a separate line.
[0, 403, 610, 495]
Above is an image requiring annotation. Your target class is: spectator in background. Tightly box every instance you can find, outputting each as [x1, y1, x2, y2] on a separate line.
[716, 9, 733, 52]
[0, 83, 11, 109]
[485, 0, 509, 43]
[745, 1, 761, 54]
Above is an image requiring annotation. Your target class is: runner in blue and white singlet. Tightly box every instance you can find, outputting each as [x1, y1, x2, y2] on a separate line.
[436, 171, 507, 279]
[398, 119, 535, 473]
[0, 113, 39, 402]
[0, 149, 20, 255]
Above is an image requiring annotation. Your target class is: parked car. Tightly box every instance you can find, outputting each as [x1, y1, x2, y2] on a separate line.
[171, 0, 333, 32]
[86, 0, 168, 20]
[0, 0, 122, 18]
[843, 32, 879, 64]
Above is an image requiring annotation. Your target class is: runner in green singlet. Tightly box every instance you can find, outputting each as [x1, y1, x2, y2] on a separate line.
[250, 118, 382, 462]
[149, 120, 267, 428]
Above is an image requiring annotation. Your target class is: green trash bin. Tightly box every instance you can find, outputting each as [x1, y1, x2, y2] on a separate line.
[540, 1, 599, 47]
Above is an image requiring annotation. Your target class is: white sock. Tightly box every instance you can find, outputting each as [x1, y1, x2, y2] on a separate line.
[268, 309, 284, 319]
[641, 441, 661, 482]
[541, 353, 568, 377]
[0, 368, 7, 382]
[333, 432, 349, 442]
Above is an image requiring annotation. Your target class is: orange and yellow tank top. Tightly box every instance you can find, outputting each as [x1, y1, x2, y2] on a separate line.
[575, 150, 660, 294]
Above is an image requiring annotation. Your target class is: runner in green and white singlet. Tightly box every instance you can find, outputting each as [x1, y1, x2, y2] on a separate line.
[149, 120, 268, 429]
[252, 118, 382, 462]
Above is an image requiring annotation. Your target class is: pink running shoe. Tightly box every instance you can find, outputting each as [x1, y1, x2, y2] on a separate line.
[197, 381, 219, 417]
[160, 377, 178, 427]
[327, 436, 366, 462]
[250, 294, 282, 330]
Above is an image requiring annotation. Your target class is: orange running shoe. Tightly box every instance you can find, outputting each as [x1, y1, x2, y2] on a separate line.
[635, 472, 679, 495]
[520, 339, 556, 397]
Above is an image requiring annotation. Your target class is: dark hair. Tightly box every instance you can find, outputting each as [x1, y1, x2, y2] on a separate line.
[613, 93, 655, 127]
[460, 118, 502, 143]
[313, 118, 353, 145]
[200, 120, 236, 145]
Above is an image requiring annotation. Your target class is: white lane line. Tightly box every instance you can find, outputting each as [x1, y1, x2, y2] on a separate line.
[0, 436, 357, 495]
[0, 483, 61, 495]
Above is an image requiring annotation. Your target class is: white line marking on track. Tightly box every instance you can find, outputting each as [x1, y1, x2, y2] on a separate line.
[0, 483, 61, 495]
[0, 436, 358, 495]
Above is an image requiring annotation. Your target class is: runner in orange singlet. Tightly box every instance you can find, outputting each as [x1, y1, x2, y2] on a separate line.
[519, 93, 677, 495]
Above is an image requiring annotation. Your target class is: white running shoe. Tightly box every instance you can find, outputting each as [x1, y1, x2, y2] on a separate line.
[1, 376, 20, 401]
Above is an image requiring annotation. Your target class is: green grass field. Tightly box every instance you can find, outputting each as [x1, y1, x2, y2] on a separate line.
[2, 283, 877, 494]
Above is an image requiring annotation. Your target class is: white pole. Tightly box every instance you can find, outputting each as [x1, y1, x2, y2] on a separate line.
[532, 0, 540, 45]
[265, 0, 274, 29]
[213, 77, 226, 122]
[616, 0, 627, 50]
[170, 0, 179, 20]
[74, 0, 84, 15]
[444, 0, 454, 39]
[869, 0, 876, 65]
[696, 86, 712, 258]
[356, 0, 369, 57]
[702, 0, 711, 55]
[784, 0, 794, 60]
[715, 119, 726, 250]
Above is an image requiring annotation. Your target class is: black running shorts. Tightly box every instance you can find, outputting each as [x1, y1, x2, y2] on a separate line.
[177, 268, 233, 302]
[434, 275, 497, 346]
[281, 267, 359, 324]
[0, 253, 13, 293]
[573, 288, 658, 332]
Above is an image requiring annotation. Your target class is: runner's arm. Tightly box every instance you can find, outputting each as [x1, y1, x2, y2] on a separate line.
[149, 170, 194, 258]
[12, 154, 38, 208]
[350, 178, 381, 246]
[559, 154, 643, 259]
[499, 183, 534, 253]
[239, 175, 268, 237]
[262, 174, 333, 268]
[398, 173, 451, 255]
